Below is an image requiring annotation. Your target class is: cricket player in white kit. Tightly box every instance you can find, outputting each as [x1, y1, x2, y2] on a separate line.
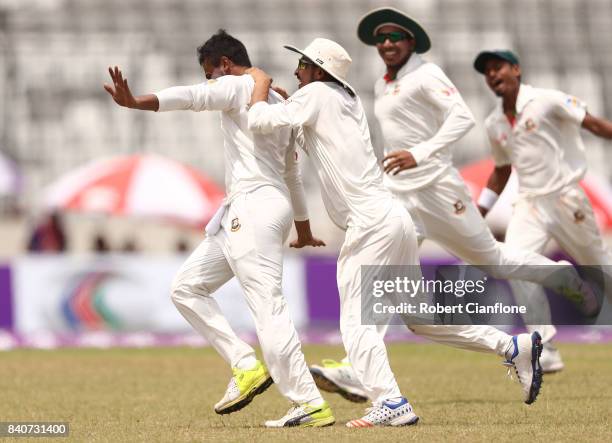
[104, 30, 334, 428]
[311, 7, 589, 403]
[474, 49, 612, 372]
[247, 38, 544, 427]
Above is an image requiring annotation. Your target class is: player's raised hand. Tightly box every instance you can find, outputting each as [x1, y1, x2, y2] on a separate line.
[104, 66, 137, 108]
[383, 150, 417, 175]
[246, 67, 273, 85]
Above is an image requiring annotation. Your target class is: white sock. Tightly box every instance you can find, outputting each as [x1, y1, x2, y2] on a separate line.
[307, 397, 325, 407]
[235, 356, 258, 370]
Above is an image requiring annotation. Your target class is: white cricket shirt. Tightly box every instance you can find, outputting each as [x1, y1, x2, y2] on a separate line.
[248, 81, 395, 230]
[374, 54, 475, 191]
[485, 84, 588, 196]
[155, 74, 308, 220]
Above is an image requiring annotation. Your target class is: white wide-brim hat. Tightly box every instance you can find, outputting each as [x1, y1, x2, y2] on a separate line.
[284, 38, 356, 96]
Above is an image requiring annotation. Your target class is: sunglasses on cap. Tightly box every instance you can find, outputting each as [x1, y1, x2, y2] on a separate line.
[374, 31, 412, 44]
[297, 58, 315, 70]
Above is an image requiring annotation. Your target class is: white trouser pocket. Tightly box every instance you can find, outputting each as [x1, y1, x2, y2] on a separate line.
[205, 203, 228, 236]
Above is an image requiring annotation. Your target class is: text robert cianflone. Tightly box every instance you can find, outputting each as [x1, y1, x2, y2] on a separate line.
[372, 276, 487, 298]
[372, 302, 527, 315]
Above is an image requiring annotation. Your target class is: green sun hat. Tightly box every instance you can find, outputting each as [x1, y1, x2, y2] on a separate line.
[473, 50, 520, 74]
[357, 7, 431, 53]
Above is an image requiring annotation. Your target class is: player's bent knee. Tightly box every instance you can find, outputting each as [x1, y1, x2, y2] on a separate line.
[170, 273, 208, 306]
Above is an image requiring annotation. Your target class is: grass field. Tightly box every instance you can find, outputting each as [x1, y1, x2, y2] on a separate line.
[1, 343, 611, 442]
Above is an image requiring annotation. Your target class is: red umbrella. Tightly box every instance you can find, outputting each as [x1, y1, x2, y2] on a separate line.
[460, 158, 612, 232]
[45, 154, 224, 227]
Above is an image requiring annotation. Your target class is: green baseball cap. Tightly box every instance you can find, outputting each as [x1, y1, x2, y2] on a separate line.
[357, 7, 431, 54]
[473, 50, 520, 74]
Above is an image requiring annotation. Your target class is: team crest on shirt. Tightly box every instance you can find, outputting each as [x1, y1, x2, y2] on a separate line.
[231, 217, 241, 231]
[566, 96, 580, 108]
[574, 210, 585, 223]
[453, 200, 466, 215]
[440, 87, 458, 96]
[524, 118, 537, 132]
[392, 84, 401, 95]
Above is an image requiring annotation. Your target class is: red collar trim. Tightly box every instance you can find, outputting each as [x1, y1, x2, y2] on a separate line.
[384, 72, 395, 83]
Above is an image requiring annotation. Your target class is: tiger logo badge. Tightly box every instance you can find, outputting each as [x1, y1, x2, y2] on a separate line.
[574, 210, 585, 223]
[524, 118, 537, 132]
[454, 200, 466, 215]
[231, 217, 241, 232]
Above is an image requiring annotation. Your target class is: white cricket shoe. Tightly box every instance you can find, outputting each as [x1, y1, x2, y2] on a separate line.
[540, 342, 564, 373]
[346, 397, 419, 428]
[503, 332, 544, 404]
[264, 401, 335, 428]
[309, 359, 368, 403]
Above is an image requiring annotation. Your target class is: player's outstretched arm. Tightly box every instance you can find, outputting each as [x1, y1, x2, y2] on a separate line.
[477, 164, 511, 217]
[103, 66, 159, 111]
[582, 113, 612, 139]
[290, 220, 326, 249]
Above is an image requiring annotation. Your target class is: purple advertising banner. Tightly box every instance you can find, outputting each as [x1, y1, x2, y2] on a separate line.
[304, 254, 592, 328]
[0, 265, 13, 330]
[304, 255, 462, 325]
[305, 255, 340, 324]
[304, 255, 465, 324]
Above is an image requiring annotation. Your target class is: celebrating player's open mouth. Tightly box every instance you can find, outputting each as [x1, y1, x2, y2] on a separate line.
[483, 58, 519, 97]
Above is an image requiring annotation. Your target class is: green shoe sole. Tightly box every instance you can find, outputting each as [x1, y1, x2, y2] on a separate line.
[303, 416, 336, 428]
[285, 415, 336, 428]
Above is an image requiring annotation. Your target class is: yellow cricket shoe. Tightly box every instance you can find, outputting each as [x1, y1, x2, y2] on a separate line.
[264, 401, 335, 428]
[214, 360, 273, 414]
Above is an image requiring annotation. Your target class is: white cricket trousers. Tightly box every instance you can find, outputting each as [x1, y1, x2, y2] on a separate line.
[337, 203, 417, 403]
[371, 169, 538, 356]
[171, 185, 321, 405]
[506, 185, 612, 342]
[397, 168, 574, 285]
[339, 204, 512, 402]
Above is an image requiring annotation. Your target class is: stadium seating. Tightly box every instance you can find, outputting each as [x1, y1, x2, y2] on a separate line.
[0, 0, 611, 218]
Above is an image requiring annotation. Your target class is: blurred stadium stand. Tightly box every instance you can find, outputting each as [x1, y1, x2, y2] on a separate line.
[1, 0, 611, 254]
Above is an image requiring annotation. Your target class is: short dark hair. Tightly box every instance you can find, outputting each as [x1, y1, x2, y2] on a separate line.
[197, 29, 252, 68]
[319, 71, 355, 97]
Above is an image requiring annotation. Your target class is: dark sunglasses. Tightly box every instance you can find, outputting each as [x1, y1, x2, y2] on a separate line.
[297, 58, 315, 70]
[375, 31, 412, 44]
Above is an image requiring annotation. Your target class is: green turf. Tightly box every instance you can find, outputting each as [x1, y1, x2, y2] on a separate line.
[1, 344, 611, 442]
